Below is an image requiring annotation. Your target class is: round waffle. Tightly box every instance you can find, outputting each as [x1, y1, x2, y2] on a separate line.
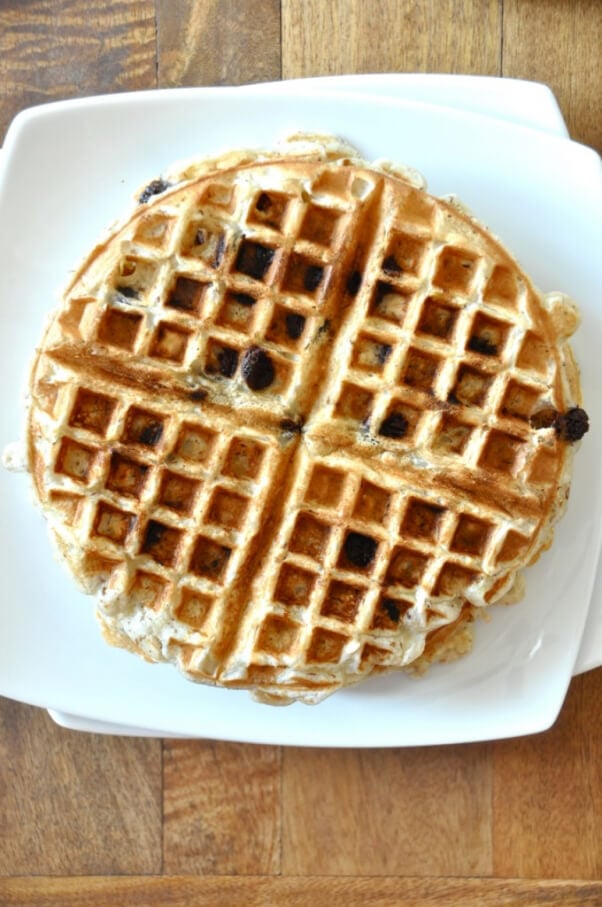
[26, 137, 588, 704]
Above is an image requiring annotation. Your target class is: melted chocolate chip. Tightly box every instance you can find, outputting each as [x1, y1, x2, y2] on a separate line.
[279, 418, 304, 434]
[304, 265, 324, 292]
[346, 270, 362, 296]
[138, 178, 171, 204]
[285, 313, 306, 340]
[169, 277, 202, 311]
[189, 389, 207, 402]
[382, 255, 402, 275]
[378, 412, 408, 439]
[235, 240, 275, 280]
[377, 343, 392, 365]
[143, 520, 166, 548]
[138, 422, 163, 446]
[217, 347, 239, 378]
[555, 406, 589, 442]
[382, 599, 401, 623]
[530, 406, 558, 430]
[344, 532, 378, 568]
[213, 234, 226, 268]
[468, 336, 498, 356]
[115, 285, 139, 300]
[317, 319, 331, 338]
[242, 346, 275, 390]
[255, 192, 272, 212]
[231, 292, 256, 307]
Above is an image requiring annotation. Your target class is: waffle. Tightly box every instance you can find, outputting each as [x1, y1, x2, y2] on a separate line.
[24, 135, 589, 704]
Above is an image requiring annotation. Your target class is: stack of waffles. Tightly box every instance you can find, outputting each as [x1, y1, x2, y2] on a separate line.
[25, 136, 588, 703]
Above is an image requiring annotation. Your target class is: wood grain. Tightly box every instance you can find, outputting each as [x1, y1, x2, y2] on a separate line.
[502, 0, 602, 152]
[493, 670, 602, 880]
[0, 0, 156, 142]
[156, 0, 281, 87]
[163, 740, 281, 874]
[0, 699, 162, 875]
[1, 0, 602, 897]
[281, 0, 501, 79]
[282, 744, 492, 876]
[2, 875, 602, 906]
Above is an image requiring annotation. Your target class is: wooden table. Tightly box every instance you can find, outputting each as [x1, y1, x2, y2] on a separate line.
[1, 2, 601, 904]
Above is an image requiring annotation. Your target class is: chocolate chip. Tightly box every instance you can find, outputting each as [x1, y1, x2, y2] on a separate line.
[468, 336, 498, 356]
[231, 292, 256, 307]
[189, 389, 207, 402]
[304, 265, 324, 292]
[217, 347, 239, 378]
[382, 599, 401, 623]
[555, 406, 589, 442]
[242, 346, 275, 390]
[344, 532, 378, 568]
[377, 343, 392, 365]
[285, 313, 306, 340]
[382, 255, 402, 275]
[195, 228, 206, 246]
[138, 178, 171, 204]
[235, 240, 275, 280]
[138, 422, 163, 446]
[378, 412, 408, 438]
[346, 270, 362, 296]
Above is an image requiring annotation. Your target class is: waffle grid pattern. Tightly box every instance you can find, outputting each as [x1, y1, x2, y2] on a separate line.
[30, 152, 572, 700]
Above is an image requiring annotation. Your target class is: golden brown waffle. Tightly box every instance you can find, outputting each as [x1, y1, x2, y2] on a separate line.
[26, 137, 588, 704]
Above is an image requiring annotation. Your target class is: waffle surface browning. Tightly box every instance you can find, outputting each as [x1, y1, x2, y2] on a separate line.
[27, 137, 587, 703]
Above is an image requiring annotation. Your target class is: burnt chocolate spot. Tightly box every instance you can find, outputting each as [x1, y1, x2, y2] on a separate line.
[115, 285, 139, 300]
[346, 270, 362, 296]
[139, 422, 163, 446]
[304, 265, 324, 292]
[138, 178, 171, 204]
[217, 347, 239, 378]
[279, 418, 304, 434]
[378, 412, 408, 439]
[242, 346, 275, 390]
[555, 406, 589, 442]
[231, 292, 256, 307]
[344, 532, 378, 568]
[285, 313, 306, 340]
[468, 336, 498, 356]
[382, 599, 401, 623]
[530, 406, 558, 430]
[235, 240, 275, 280]
[213, 234, 226, 268]
[377, 343, 392, 365]
[382, 255, 402, 275]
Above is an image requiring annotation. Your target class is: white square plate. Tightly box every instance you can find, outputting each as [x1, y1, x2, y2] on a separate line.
[1, 83, 601, 746]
